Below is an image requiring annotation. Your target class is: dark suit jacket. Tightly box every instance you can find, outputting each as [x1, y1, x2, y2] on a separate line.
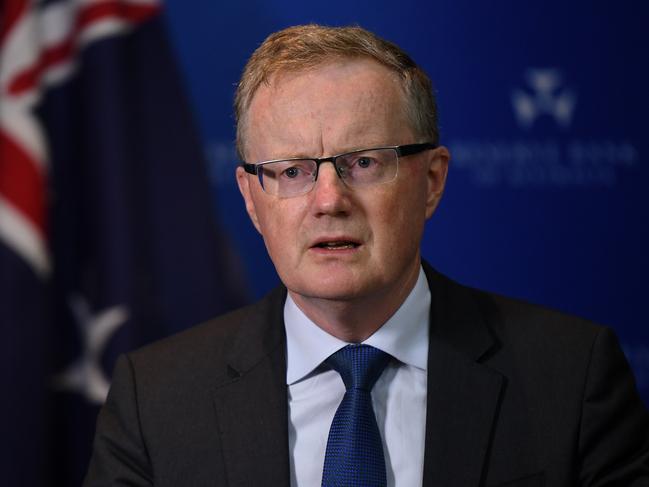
[84, 263, 649, 486]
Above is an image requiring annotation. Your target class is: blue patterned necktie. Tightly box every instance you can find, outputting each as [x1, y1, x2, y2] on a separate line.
[321, 344, 391, 487]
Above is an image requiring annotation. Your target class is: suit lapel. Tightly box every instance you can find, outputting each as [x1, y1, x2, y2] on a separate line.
[211, 287, 291, 486]
[422, 339, 504, 487]
[422, 263, 506, 487]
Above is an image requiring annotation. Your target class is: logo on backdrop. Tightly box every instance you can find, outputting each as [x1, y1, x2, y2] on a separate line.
[511, 68, 576, 130]
[449, 67, 639, 188]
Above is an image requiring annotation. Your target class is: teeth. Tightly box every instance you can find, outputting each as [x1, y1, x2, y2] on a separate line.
[319, 241, 356, 249]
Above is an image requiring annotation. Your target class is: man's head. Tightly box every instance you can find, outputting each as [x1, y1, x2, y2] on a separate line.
[235, 24, 449, 329]
[235, 24, 439, 161]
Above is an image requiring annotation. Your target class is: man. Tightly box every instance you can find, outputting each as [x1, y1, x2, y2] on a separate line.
[84, 25, 649, 486]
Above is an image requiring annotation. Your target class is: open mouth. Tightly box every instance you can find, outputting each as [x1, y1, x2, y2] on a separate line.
[313, 240, 360, 250]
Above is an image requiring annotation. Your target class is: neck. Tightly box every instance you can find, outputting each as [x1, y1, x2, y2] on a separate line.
[288, 261, 421, 342]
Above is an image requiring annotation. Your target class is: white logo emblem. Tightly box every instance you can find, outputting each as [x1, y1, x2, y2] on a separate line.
[511, 68, 577, 129]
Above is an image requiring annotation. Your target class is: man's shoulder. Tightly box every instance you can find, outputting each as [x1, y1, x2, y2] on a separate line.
[482, 287, 610, 365]
[483, 287, 601, 337]
[430, 267, 636, 405]
[425, 263, 607, 355]
[124, 285, 286, 380]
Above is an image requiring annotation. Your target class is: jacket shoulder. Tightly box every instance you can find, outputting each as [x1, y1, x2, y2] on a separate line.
[434, 264, 605, 346]
[123, 285, 286, 383]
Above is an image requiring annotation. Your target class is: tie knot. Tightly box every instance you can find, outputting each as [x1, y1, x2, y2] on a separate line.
[326, 344, 390, 392]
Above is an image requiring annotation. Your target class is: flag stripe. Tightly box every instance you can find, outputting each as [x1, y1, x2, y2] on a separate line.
[0, 0, 29, 47]
[0, 196, 50, 276]
[79, 1, 160, 26]
[8, 1, 160, 96]
[0, 128, 46, 234]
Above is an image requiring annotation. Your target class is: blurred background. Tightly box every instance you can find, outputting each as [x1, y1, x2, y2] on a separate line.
[1, 0, 647, 485]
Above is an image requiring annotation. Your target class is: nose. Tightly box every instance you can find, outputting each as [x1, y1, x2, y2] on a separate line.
[310, 161, 351, 216]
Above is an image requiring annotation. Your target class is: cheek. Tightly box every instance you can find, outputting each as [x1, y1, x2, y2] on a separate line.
[374, 182, 428, 250]
[253, 196, 308, 256]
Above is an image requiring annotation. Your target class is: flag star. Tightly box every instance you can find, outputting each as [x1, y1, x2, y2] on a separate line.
[53, 294, 129, 404]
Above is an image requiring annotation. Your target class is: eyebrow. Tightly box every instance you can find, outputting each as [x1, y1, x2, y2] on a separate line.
[255, 143, 400, 163]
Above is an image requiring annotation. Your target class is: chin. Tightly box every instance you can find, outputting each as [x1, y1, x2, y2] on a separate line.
[288, 273, 376, 302]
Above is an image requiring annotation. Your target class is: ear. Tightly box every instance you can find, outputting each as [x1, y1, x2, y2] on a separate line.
[236, 166, 262, 233]
[424, 146, 450, 219]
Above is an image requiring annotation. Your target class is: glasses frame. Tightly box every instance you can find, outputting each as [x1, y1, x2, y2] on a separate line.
[242, 142, 438, 196]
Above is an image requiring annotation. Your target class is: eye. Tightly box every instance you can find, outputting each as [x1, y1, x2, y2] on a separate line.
[283, 166, 301, 179]
[356, 157, 374, 168]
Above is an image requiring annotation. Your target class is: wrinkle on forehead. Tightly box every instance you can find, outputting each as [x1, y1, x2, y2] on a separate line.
[245, 58, 413, 162]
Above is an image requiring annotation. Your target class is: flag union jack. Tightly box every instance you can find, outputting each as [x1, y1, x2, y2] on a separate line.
[0, 0, 159, 277]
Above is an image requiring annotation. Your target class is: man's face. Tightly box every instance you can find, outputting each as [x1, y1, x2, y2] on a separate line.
[237, 58, 448, 305]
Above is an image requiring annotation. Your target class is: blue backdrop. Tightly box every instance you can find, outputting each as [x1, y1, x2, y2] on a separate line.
[162, 0, 649, 403]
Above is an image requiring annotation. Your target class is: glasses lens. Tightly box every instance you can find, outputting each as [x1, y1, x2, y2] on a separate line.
[259, 159, 317, 197]
[336, 148, 398, 187]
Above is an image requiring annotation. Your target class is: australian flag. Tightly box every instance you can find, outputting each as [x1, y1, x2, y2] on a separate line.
[0, 0, 247, 485]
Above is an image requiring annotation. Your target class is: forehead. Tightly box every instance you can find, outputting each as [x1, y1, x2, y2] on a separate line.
[244, 58, 413, 161]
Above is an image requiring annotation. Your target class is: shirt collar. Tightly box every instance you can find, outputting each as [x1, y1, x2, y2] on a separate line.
[284, 266, 430, 385]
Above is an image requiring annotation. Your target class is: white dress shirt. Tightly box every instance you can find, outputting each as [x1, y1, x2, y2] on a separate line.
[285, 267, 430, 487]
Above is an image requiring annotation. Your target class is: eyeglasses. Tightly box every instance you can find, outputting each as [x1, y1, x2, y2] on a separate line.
[242, 142, 437, 198]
